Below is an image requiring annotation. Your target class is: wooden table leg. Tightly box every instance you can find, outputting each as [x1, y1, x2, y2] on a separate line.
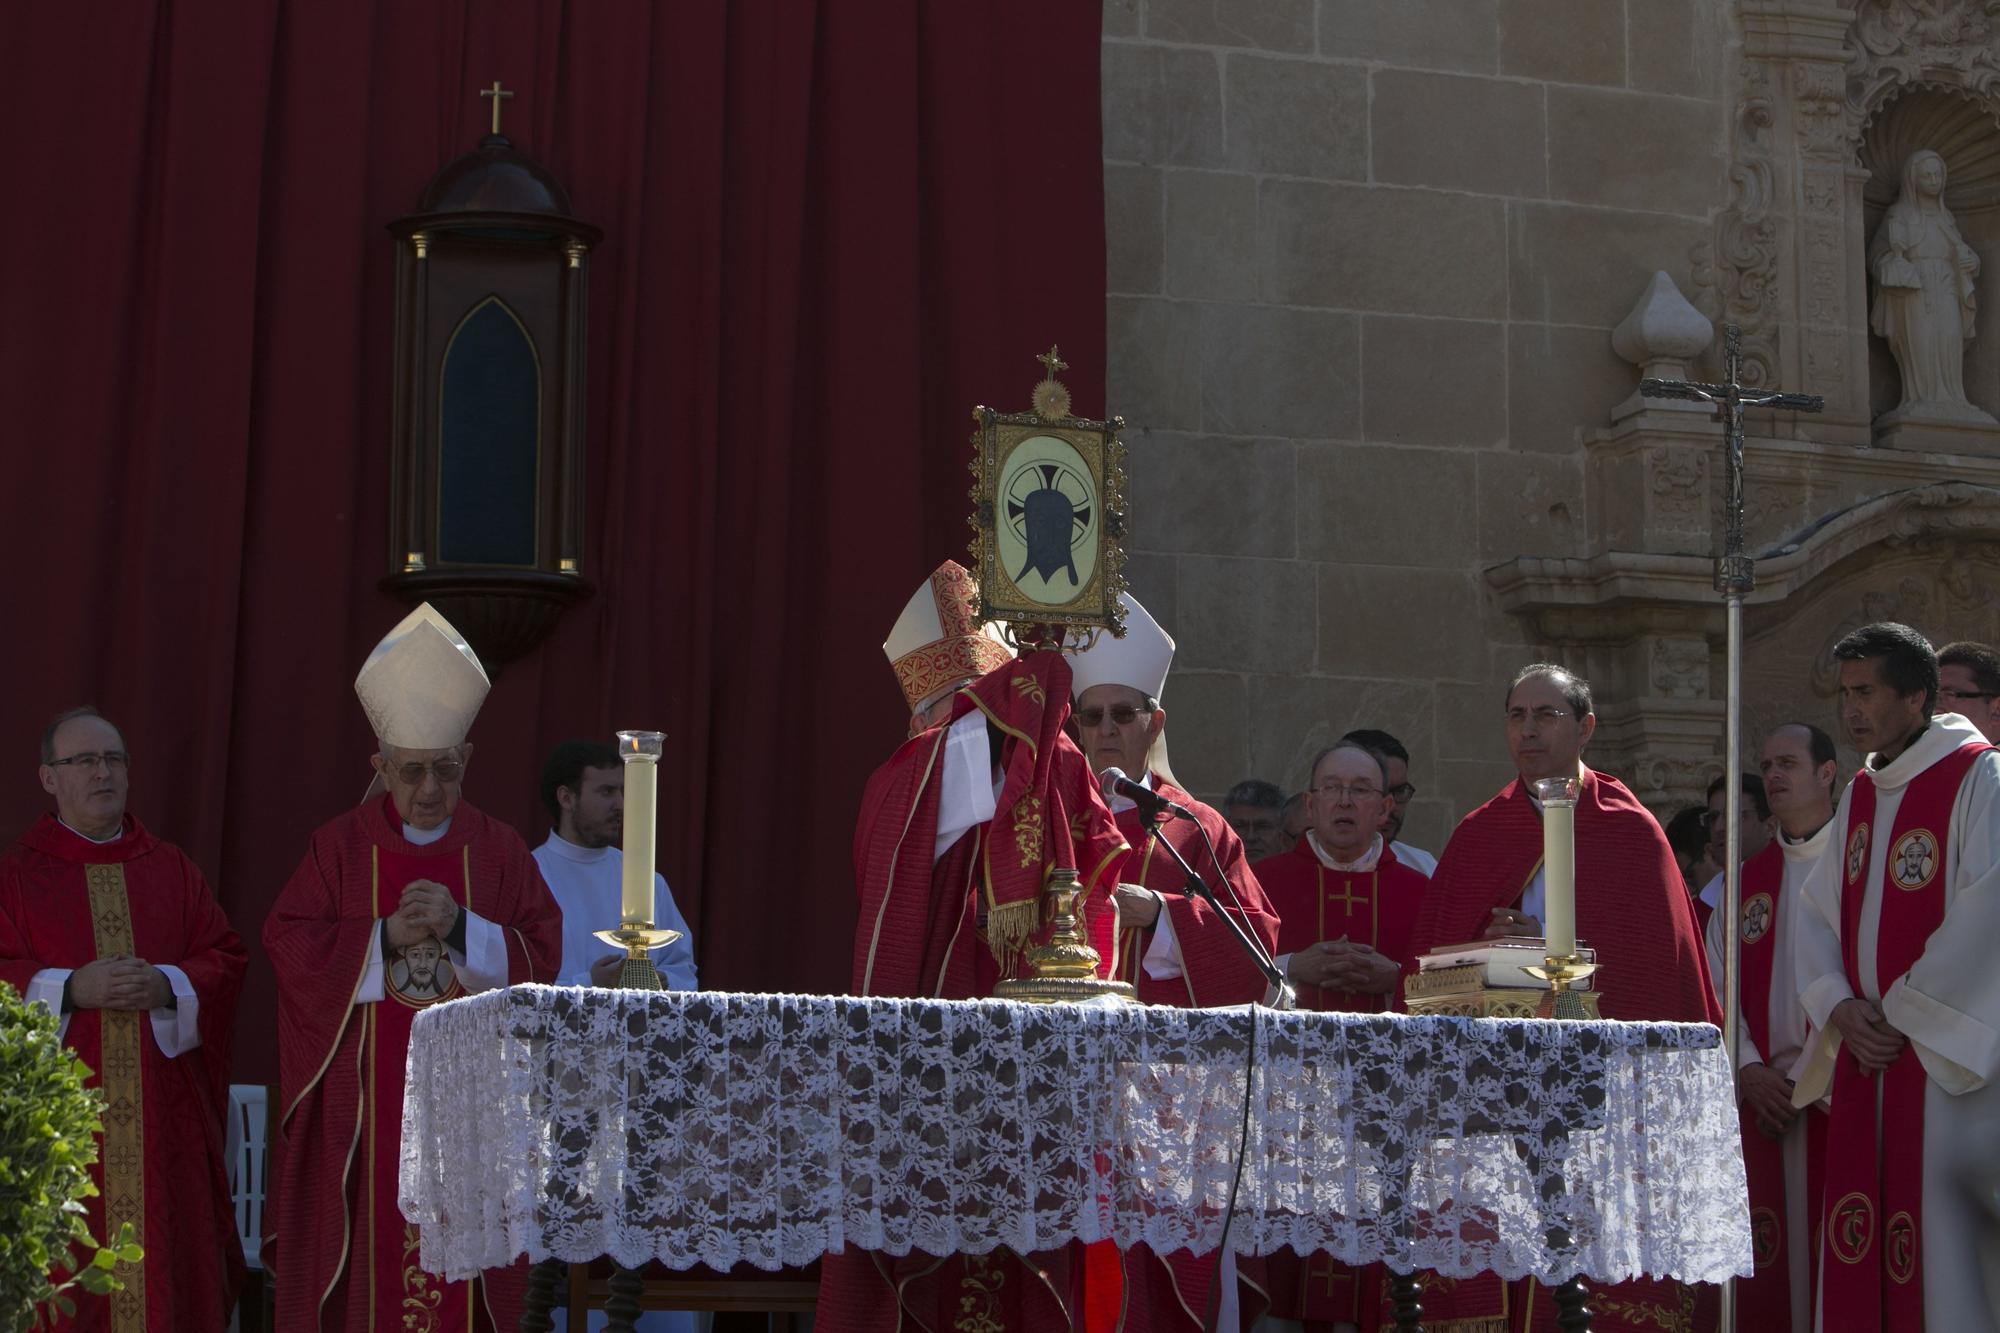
[1550, 1276, 1592, 1331]
[1388, 1270, 1423, 1333]
[603, 1265, 644, 1333]
[518, 1257, 563, 1332]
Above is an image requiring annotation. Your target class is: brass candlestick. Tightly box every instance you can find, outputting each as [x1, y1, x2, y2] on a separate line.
[592, 923, 683, 990]
[993, 869, 1135, 1004]
[1524, 953, 1601, 1021]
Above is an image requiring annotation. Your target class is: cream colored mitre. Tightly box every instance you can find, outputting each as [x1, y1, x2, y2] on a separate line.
[882, 560, 1015, 714]
[354, 603, 491, 749]
[1069, 592, 1174, 702]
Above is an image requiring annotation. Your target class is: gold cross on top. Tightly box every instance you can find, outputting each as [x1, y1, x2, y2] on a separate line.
[480, 81, 515, 135]
[1036, 345, 1068, 380]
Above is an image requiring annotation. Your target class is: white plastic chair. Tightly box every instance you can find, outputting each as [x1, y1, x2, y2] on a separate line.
[224, 1084, 268, 1270]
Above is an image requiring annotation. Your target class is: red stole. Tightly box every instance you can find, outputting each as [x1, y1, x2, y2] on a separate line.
[1818, 744, 1984, 1332]
[1731, 841, 1792, 1332]
[360, 844, 484, 1330]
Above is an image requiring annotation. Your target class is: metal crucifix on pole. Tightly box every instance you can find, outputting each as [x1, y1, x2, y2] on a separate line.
[1640, 325, 1822, 1333]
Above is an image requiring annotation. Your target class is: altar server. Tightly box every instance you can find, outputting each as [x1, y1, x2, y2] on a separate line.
[1790, 622, 2000, 1332]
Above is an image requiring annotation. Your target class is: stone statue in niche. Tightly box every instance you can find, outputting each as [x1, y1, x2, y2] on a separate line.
[1869, 149, 1996, 425]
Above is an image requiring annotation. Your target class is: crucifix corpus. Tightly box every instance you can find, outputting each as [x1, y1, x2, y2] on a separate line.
[1640, 325, 1822, 1333]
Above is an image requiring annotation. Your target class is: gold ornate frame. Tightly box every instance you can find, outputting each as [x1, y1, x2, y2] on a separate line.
[967, 349, 1129, 650]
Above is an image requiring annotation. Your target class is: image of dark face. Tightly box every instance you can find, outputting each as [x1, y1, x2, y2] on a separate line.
[392, 936, 453, 1000]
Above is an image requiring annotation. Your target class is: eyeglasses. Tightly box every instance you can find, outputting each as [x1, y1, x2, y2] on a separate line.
[390, 759, 465, 786]
[48, 751, 129, 772]
[1073, 704, 1156, 727]
[1312, 781, 1384, 803]
[1388, 782, 1417, 802]
[1505, 706, 1571, 729]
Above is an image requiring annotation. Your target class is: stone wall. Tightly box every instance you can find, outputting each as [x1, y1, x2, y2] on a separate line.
[1101, 0, 1736, 844]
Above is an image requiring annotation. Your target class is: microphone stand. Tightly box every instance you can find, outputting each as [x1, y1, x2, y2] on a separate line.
[1137, 812, 1296, 1010]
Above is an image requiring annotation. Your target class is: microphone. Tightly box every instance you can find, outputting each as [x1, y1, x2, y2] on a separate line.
[1099, 766, 1195, 820]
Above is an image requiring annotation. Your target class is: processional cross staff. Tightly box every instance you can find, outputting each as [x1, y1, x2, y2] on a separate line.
[1641, 325, 1821, 1333]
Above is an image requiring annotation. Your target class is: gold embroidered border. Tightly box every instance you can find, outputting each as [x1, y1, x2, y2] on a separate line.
[85, 864, 146, 1333]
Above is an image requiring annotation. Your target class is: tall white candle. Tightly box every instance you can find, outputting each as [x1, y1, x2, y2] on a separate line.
[1542, 800, 1576, 957]
[617, 731, 665, 926]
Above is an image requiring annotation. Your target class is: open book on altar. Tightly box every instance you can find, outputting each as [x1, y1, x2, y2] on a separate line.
[1414, 936, 1598, 991]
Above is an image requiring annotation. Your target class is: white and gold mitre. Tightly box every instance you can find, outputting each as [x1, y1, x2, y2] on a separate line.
[1069, 591, 1174, 700]
[883, 560, 1015, 714]
[354, 603, 491, 749]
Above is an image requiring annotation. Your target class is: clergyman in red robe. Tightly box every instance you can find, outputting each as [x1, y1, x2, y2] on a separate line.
[1404, 663, 1721, 1333]
[826, 635, 1131, 1333]
[263, 605, 562, 1331]
[1256, 740, 1431, 1333]
[1069, 592, 1283, 1333]
[0, 706, 246, 1332]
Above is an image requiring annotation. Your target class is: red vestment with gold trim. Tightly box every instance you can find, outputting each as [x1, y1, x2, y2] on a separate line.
[0, 813, 246, 1333]
[825, 653, 1130, 1333]
[263, 796, 561, 1332]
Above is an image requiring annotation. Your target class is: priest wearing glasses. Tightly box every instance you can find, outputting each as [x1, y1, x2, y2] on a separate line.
[263, 604, 561, 1332]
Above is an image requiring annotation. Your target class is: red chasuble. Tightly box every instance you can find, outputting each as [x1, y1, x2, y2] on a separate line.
[1818, 745, 1985, 1333]
[1254, 836, 1429, 1333]
[1403, 768, 1721, 1333]
[263, 796, 561, 1333]
[826, 652, 1131, 1333]
[0, 814, 246, 1333]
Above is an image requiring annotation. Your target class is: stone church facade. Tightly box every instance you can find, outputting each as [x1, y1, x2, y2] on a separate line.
[1103, 0, 2000, 846]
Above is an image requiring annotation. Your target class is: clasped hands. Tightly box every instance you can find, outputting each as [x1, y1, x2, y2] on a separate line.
[1286, 938, 1400, 994]
[1832, 996, 1906, 1077]
[69, 954, 172, 1011]
[384, 879, 461, 949]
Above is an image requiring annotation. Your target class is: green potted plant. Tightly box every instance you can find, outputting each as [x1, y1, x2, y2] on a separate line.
[0, 981, 140, 1332]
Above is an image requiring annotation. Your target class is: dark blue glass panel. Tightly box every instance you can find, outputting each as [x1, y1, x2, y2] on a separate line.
[439, 298, 539, 565]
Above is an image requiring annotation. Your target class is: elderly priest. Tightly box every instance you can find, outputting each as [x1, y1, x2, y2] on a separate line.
[2, 707, 247, 1331]
[1068, 592, 1283, 1333]
[263, 605, 562, 1331]
[1405, 662, 1720, 1333]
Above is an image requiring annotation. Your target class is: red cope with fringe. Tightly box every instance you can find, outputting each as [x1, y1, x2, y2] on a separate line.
[1402, 768, 1722, 1333]
[0, 814, 247, 1332]
[262, 797, 561, 1332]
[1819, 744, 1986, 1333]
[828, 650, 1130, 1333]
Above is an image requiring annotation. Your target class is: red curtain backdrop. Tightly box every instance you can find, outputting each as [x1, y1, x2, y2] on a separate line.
[0, 2, 1106, 1081]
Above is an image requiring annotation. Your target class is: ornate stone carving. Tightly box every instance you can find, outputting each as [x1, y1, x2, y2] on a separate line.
[1794, 61, 1850, 158]
[1850, 0, 2000, 116]
[1692, 64, 1780, 389]
[1648, 446, 1709, 530]
[1649, 637, 1711, 699]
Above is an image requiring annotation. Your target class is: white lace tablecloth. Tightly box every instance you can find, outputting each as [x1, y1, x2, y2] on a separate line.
[400, 987, 1750, 1286]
